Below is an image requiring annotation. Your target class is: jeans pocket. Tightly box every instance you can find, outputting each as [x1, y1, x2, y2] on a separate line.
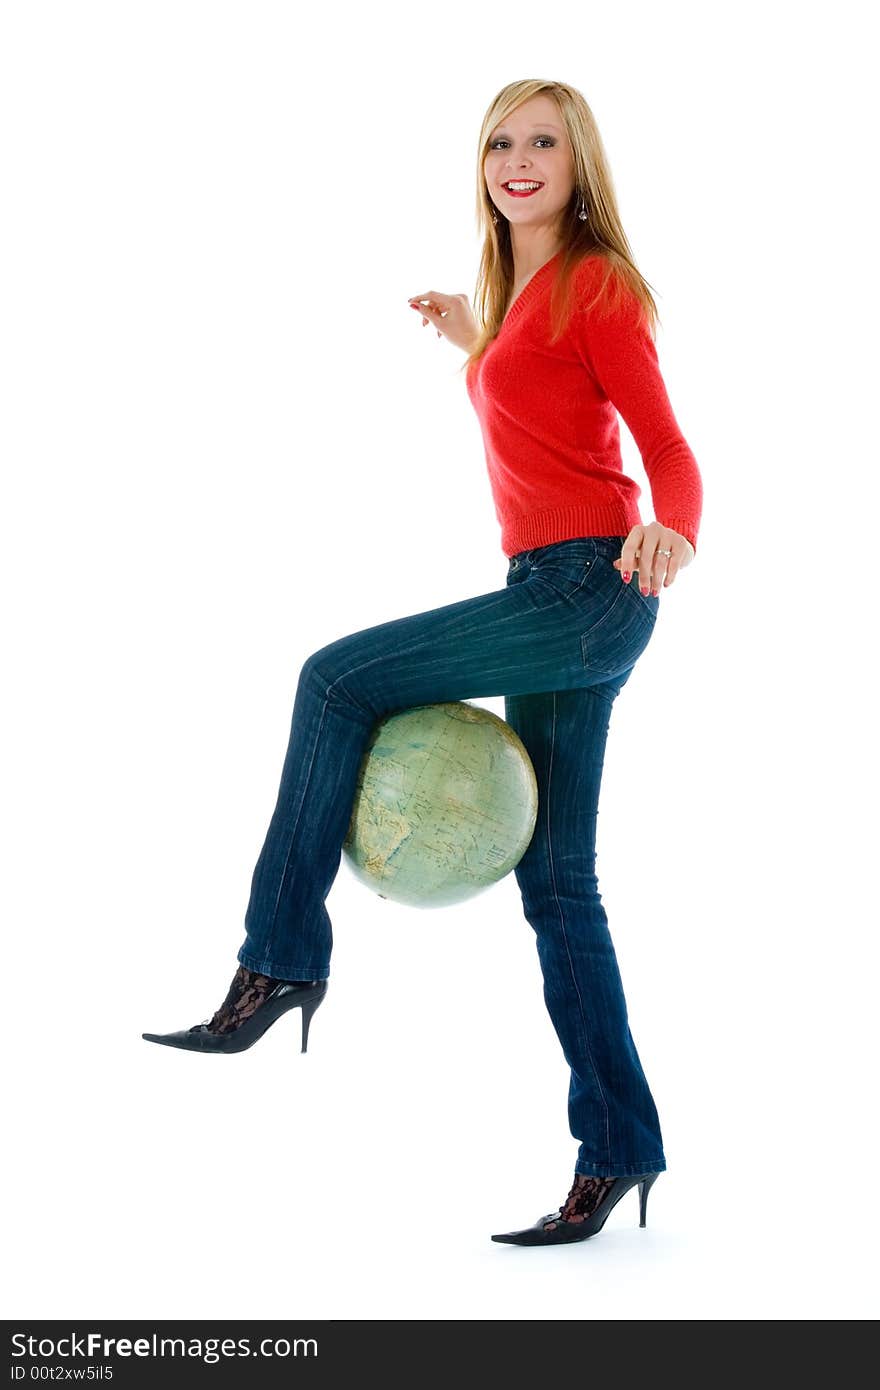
[526, 541, 597, 598]
[580, 580, 658, 675]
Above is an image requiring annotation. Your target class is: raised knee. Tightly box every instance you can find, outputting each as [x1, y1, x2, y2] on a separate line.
[299, 641, 373, 717]
[300, 644, 341, 695]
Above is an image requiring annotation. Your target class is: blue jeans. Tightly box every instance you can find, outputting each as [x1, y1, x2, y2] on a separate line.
[238, 535, 666, 1177]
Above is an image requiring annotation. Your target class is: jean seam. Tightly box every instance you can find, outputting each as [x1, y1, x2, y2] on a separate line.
[314, 587, 531, 715]
[545, 690, 612, 1170]
[574, 1160, 665, 1177]
[261, 690, 332, 960]
[579, 578, 631, 670]
[237, 948, 329, 979]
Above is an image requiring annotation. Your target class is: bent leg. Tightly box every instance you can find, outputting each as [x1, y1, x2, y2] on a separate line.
[238, 573, 610, 979]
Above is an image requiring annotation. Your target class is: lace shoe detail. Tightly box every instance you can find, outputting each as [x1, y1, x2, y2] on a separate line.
[195, 965, 310, 1036]
[542, 1174, 616, 1231]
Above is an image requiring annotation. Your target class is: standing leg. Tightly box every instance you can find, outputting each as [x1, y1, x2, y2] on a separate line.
[504, 678, 667, 1178]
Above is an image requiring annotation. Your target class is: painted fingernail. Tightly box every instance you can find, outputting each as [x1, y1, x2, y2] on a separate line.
[622, 571, 630, 582]
[640, 586, 649, 595]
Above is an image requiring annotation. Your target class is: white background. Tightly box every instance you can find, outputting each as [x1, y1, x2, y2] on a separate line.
[2, 0, 877, 1322]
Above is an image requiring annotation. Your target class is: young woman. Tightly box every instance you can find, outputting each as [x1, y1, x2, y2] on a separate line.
[142, 78, 703, 1248]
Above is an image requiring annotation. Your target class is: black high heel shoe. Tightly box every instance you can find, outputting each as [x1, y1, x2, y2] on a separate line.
[142, 972, 328, 1055]
[491, 1171, 661, 1245]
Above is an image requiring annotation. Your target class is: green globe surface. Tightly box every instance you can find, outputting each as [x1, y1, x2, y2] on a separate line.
[342, 701, 538, 908]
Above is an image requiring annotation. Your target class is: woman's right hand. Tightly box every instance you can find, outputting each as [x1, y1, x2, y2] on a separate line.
[407, 290, 478, 353]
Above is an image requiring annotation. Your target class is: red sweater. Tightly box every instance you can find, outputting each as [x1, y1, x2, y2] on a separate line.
[465, 251, 703, 558]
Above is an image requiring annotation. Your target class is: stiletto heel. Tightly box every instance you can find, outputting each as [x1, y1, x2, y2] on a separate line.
[142, 977, 328, 1054]
[492, 1171, 663, 1246]
[300, 993, 322, 1053]
[638, 1172, 658, 1226]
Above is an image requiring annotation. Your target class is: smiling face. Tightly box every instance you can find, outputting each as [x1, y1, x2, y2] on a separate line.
[484, 94, 576, 234]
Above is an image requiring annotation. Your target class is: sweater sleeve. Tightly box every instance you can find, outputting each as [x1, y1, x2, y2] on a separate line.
[575, 270, 703, 556]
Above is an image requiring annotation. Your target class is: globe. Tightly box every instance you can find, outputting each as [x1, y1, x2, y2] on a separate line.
[341, 701, 538, 908]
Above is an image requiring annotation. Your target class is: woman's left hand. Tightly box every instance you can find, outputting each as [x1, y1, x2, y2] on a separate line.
[612, 524, 695, 594]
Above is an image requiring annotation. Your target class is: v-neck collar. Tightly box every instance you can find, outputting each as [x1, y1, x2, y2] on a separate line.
[500, 249, 564, 330]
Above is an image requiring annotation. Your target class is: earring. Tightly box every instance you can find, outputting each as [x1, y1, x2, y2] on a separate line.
[578, 195, 588, 221]
[492, 209, 498, 225]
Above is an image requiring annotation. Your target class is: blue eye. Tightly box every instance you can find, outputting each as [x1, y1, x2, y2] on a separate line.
[490, 137, 555, 150]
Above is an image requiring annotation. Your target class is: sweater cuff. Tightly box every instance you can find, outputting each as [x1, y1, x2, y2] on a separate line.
[659, 519, 698, 556]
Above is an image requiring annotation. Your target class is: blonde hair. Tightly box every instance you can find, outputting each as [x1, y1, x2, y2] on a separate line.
[462, 78, 660, 377]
